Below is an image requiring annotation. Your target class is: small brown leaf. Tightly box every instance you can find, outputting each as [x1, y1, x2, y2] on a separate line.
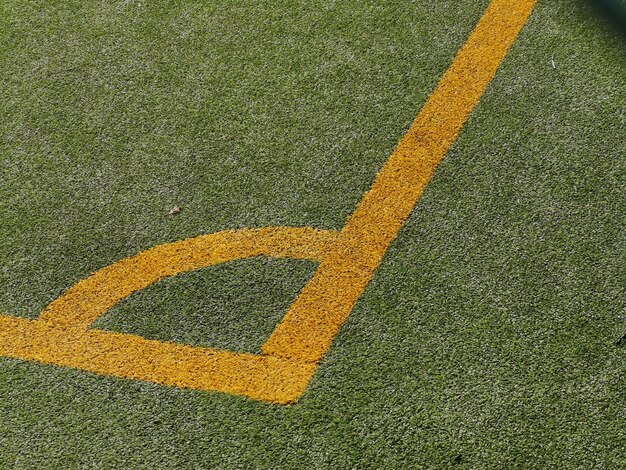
[168, 205, 181, 216]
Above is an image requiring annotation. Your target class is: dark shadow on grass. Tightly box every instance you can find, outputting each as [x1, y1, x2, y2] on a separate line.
[582, 0, 626, 37]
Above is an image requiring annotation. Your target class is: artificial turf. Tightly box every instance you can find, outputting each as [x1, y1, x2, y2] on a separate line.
[1, 0, 624, 467]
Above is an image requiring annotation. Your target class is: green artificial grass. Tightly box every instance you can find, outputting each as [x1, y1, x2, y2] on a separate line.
[94, 258, 316, 354]
[1, 0, 624, 467]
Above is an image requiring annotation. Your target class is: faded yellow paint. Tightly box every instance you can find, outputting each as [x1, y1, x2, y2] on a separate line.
[0, 0, 537, 404]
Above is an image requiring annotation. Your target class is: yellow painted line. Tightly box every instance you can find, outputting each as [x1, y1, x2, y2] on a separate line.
[37, 227, 339, 333]
[0, 315, 317, 404]
[0, 227, 335, 404]
[263, 0, 538, 362]
[0, 0, 537, 404]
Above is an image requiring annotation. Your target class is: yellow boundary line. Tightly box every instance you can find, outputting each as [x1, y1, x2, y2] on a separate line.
[0, 0, 537, 404]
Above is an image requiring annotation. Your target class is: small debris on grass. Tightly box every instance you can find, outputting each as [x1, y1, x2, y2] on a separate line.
[168, 205, 181, 216]
[551, 56, 556, 69]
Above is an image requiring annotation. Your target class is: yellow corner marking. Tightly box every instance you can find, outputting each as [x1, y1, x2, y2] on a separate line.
[38, 227, 338, 333]
[0, 227, 335, 404]
[0, 315, 318, 404]
[264, 0, 538, 362]
[0, 0, 537, 404]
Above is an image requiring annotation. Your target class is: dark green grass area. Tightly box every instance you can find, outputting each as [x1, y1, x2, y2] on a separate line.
[1, 0, 625, 468]
[94, 259, 316, 354]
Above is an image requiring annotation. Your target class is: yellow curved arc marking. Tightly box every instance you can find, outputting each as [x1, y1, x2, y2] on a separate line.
[0, 0, 537, 404]
[0, 227, 335, 403]
[38, 227, 338, 332]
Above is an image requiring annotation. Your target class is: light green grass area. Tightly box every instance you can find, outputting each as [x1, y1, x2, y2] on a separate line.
[1, 0, 624, 467]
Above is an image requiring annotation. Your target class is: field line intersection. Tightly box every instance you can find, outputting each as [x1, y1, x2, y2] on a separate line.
[0, 0, 538, 404]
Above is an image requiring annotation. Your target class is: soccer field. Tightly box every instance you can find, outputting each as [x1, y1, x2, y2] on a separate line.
[1, 0, 624, 467]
